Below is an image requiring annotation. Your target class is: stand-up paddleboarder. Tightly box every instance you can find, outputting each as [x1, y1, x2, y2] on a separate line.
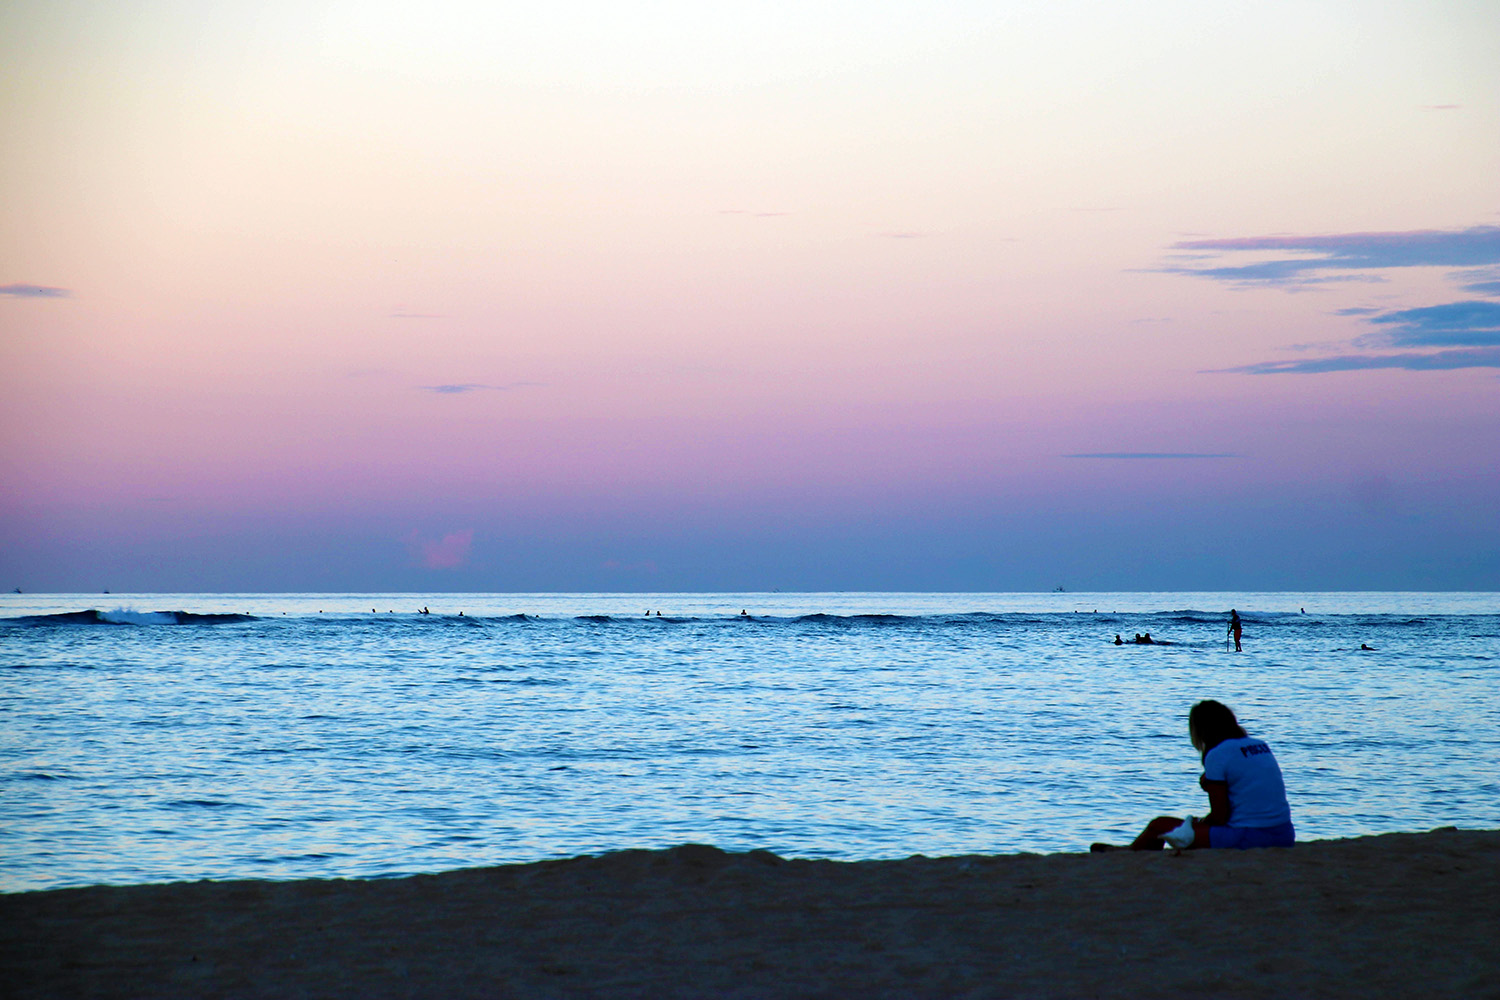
[1229, 609, 1242, 652]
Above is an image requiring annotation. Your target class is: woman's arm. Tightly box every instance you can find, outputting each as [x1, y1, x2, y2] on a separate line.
[1198, 775, 1231, 826]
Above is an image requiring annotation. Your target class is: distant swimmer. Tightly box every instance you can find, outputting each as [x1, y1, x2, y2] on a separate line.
[1229, 609, 1243, 652]
[1301, 607, 1306, 614]
[1361, 643, 1375, 651]
[1115, 634, 1124, 645]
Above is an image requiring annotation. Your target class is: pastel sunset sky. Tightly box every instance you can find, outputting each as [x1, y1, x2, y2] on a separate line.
[3, 0, 1497, 591]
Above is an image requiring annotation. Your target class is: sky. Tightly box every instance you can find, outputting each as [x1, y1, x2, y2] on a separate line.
[2, 0, 1498, 592]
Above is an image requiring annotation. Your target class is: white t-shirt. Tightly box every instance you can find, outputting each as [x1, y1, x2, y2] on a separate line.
[1202, 736, 1291, 828]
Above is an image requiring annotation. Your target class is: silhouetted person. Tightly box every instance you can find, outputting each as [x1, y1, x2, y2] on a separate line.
[1229, 610, 1242, 652]
[1114, 634, 1124, 645]
[1091, 700, 1293, 852]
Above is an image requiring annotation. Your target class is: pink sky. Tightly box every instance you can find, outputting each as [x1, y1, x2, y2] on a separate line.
[2, 0, 1497, 591]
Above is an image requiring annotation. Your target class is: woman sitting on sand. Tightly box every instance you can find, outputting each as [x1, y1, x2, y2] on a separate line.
[1093, 700, 1294, 852]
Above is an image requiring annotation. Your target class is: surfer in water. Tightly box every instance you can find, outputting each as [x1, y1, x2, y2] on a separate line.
[1229, 609, 1242, 652]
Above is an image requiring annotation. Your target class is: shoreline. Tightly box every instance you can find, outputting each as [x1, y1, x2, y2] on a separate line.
[4, 828, 1497, 999]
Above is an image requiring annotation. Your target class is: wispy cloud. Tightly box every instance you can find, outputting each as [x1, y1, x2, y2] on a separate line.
[1166, 225, 1500, 374]
[1216, 299, 1500, 375]
[0, 283, 70, 298]
[876, 231, 926, 239]
[1362, 300, 1500, 347]
[1063, 452, 1238, 459]
[720, 210, 789, 217]
[1161, 225, 1500, 288]
[420, 382, 540, 394]
[1453, 268, 1500, 297]
[1214, 347, 1500, 375]
[390, 310, 443, 319]
[1420, 104, 1461, 110]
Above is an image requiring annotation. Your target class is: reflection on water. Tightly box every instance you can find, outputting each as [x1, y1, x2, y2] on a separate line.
[2, 592, 1497, 890]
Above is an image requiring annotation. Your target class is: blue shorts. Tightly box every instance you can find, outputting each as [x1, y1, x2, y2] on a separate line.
[1208, 821, 1295, 849]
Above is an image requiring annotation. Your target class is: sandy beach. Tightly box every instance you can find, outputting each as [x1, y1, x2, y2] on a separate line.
[4, 828, 1497, 999]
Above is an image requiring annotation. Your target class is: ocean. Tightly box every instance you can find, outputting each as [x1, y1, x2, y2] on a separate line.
[2, 591, 1497, 892]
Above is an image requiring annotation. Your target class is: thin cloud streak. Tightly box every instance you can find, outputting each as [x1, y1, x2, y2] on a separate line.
[1161, 225, 1500, 287]
[1364, 300, 1500, 347]
[1165, 226, 1500, 374]
[1211, 347, 1500, 375]
[420, 382, 540, 394]
[0, 283, 70, 298]
[1063, 452, 1239, 459]
[1226, 299, 1500, 374]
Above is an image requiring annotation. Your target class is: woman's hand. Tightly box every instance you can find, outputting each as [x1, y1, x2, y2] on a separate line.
[1199, 776, 1231, 826]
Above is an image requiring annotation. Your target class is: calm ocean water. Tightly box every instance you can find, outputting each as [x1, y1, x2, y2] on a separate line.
[2, 591, 1497, 892]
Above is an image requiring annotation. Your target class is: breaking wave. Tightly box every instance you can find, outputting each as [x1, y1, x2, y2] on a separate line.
[8, 609, 255, 626]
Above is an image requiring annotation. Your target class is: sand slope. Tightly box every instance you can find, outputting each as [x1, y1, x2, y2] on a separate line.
[4, 829, 1498, 999]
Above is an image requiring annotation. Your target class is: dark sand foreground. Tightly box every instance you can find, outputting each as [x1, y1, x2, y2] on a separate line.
[4, 829, 1498, 999]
